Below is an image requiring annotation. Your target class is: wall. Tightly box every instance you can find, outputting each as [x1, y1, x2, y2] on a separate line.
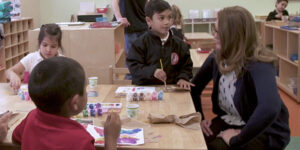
[20, 0, 40, 28]
[22, 0, 300, 27]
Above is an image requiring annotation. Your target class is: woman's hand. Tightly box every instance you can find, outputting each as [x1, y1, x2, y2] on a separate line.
[177, 79, 195, 90]
[217, 129, 241, 145]
[201, 120, 213, 136]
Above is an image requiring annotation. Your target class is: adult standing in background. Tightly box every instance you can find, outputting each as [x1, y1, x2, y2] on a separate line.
[112, 0, 148, 55]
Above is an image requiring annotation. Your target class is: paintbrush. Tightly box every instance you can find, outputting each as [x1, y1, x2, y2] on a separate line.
[160, 59, 167, 89]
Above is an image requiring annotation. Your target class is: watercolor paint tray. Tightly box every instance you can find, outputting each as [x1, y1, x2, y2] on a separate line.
[115, 86, 156, 96]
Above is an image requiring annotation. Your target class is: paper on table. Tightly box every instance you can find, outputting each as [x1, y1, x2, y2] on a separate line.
[99, 117, 161, 143]
[84, 124, 144, 145]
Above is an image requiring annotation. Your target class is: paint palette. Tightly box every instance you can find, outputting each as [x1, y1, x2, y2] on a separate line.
[126, 90, 164, 101]
[115, 86, 156, 97]
[77, 103, 122, 118]
[84, 124, 144, 145]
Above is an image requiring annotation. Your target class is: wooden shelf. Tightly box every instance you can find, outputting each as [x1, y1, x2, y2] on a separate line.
[6, 51, 29, 61]
[115, 48, 124, 64]
[5, 40, 28, 49]
[278, 55, 298, 67]
[0, 18, 33, 82]
[264, 23, 300, 102]
[277, 78, 299, 102]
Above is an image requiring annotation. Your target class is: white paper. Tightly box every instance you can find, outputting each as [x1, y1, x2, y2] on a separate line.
[79, 2, 95, 14]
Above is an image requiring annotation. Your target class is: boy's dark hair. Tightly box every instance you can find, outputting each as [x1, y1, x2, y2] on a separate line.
[29, 57, 85, 114]
[145, 0, 172, 19]
[38, 24, 63, 51]
[277, 0, 288, 3]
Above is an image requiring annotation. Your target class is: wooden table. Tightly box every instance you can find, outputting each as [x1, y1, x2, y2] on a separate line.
[185, 32, 215, 49]
[0, 83, 207, 150]
[190, 49, 210, 69]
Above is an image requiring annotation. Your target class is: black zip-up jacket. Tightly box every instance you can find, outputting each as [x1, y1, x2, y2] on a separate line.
[126, 30, 193, 85]
[266, 10, 289, 21]
[191, 52, 290, 149]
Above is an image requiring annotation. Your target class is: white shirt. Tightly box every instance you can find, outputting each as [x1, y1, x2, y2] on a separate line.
[20, 50, 63, 73]
[161, 32, 170, 46]
[218, 71, 245, 126]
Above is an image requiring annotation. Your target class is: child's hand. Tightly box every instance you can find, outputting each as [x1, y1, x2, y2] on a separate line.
[0, 112, 12, 142]
[217, 129, 241, 146]
[177, 79, 195, 90]
[201, 120, 213, 137]
[154, 69, 167, 83]
[9, 74, 21, 91]
[117, 18, 130, 27]
[104, 113, 121, 147]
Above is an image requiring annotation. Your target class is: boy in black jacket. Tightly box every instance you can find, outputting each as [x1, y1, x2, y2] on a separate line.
[126, 0, 194, 90]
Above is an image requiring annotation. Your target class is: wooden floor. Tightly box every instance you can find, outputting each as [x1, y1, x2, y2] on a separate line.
[202, 89, 300, 136]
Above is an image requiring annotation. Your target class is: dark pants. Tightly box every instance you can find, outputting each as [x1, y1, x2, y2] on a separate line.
[205, 117, 269, 150]
[124, 31, 146, 80]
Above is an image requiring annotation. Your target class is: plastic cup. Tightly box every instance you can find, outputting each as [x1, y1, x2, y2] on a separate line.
[282, 15, 289, 22]
[127, 104, 139, 119]
[88, 77, 98, 88]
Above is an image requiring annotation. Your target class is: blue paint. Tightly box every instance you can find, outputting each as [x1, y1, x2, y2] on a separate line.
[120, 128, 142, 134]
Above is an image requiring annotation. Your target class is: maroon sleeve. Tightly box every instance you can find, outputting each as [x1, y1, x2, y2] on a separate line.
[12, 117, 26, 144]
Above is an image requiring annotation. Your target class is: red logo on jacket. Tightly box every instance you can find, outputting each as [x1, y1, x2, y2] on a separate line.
[171, 52, 179, 65]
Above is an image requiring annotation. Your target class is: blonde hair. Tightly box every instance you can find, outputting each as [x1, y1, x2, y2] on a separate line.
[171, 5, 183, 30]
[216, 6, 277, 77]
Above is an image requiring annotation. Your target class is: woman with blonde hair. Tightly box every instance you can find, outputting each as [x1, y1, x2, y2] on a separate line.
[191, 6, 290, 150]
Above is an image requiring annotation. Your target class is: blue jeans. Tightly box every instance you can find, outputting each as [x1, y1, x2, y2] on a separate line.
[125, 31, 146, 80]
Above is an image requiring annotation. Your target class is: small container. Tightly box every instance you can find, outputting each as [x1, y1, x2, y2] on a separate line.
[127, 104, 139, 119]
[96, 8, 108, 13]
[88, 77, 98, 89]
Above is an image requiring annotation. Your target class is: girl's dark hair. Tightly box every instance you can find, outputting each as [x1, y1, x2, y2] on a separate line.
[38, 24, 63, 51]
[277, 0, 288, 3]
[145, 0, 172, 19]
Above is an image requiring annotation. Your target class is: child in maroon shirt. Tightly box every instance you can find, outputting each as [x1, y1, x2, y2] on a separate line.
[12, 57, 121, 150]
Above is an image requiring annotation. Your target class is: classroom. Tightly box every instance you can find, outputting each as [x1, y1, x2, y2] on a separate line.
[0, 0, 300, 149]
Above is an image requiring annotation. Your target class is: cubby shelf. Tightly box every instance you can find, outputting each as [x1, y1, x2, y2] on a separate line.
[0, 17, 33, 82]
[264, 22, 300, 103]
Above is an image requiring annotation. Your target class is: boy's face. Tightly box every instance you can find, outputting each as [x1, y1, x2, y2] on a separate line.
[146, 9, 172, 38]
[276, 1, 288, 12]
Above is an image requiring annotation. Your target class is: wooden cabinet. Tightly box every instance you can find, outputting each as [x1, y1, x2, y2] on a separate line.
[0, 18, 34, 82]
[263, 23, 300, 102]
[29, 24, 125, 84]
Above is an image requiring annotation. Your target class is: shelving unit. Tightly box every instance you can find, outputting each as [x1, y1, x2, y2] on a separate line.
[263, 23, 300, 102]
[0, 17, 34, 82]
[184, 18, 264, 35]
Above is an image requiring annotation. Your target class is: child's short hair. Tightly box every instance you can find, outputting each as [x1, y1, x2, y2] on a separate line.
[29, 57, 85, 114]
[38, 24, 63, 50]
[145, 0, 171, 19]
[277, 0, 288, 3]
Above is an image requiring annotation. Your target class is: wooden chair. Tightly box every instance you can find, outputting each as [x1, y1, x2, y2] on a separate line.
[108, 65, 131, 85]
